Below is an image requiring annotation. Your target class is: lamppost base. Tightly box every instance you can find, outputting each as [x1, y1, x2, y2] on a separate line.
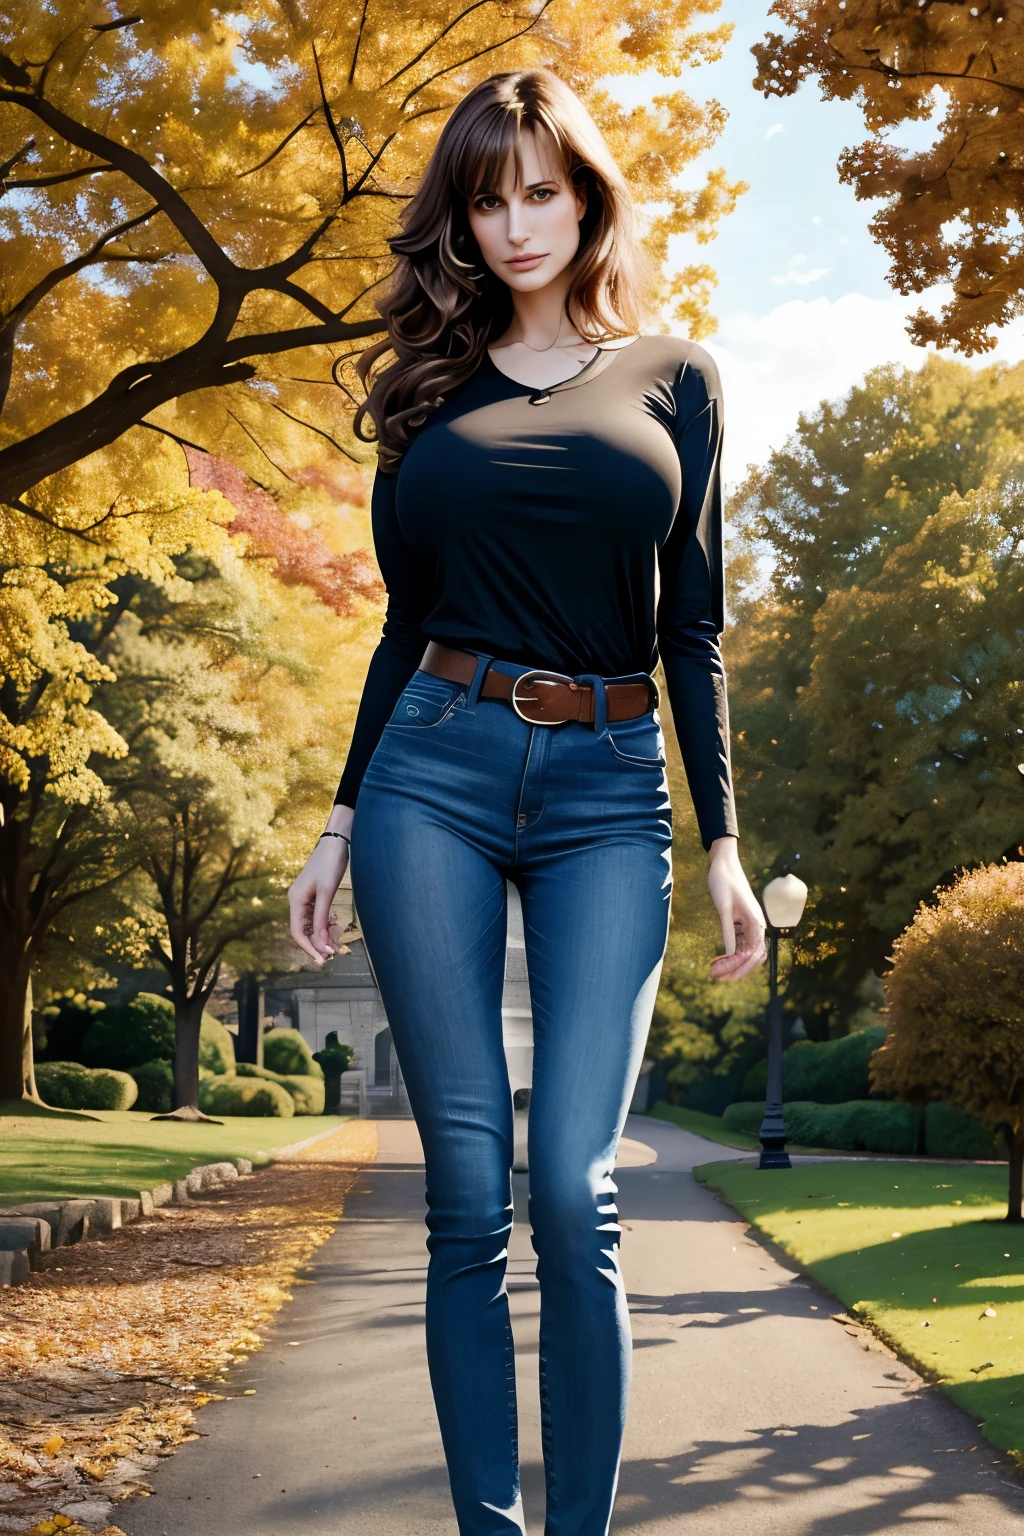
[759, 1138, 792, 1170]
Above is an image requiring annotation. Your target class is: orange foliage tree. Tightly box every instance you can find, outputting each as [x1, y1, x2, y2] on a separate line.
[753, 0, 1024, 354]
[873, 862, 1024, 1221]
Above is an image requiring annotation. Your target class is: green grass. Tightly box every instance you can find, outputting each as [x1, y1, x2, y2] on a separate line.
[646, 1100, 832, 1157]
[648, 1100, 760, 1150]
[0, 1101, 348, 1204]
[696, 1157, 1024, 1461]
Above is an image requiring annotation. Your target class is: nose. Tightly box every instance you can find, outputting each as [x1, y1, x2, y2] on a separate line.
[506, 197, 529, 247]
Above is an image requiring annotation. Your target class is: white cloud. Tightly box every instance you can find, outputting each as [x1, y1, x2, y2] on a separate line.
[698, 288, 1024, 488]
[810, 214, 822, 226]
[769, 265, 831, 286]
[765, 123, 785, 139]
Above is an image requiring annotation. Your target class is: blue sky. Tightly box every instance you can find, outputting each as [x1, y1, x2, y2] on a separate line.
[611, 0, 1024, 487]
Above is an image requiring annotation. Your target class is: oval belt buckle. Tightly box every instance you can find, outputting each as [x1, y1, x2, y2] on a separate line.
[511, 669, 577, 725]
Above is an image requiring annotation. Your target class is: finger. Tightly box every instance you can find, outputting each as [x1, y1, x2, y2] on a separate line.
[718, 901, 737, 956]
[289, 887, 325, 965]
[710, 936, 767, 981]
[311, 881, 336, 956]
[724, 942, 767, 981]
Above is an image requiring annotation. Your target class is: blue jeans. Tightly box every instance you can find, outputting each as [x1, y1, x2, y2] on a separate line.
[349, 657, 673, 1536]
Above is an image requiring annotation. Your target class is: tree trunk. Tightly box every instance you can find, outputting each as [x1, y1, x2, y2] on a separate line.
[173, 1001, 204, 1111]
[0, 949, 39, 1102]
[234, 973, 262, 1065]
[1006, 1126, 1024, 1224]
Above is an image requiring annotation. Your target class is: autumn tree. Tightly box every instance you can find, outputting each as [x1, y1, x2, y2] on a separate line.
[1, 0, 746, 1101]
[0, 488, 235, 1100]
[872, 861, 1024, 1221]
[87, 552, 354, 1109]
[727, 354, 1024, 1033]
[753, 0, 1024, 353]
[0, 0, 743, 523]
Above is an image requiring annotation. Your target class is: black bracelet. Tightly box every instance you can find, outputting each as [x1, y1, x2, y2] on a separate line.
[319, 831, 350, 843]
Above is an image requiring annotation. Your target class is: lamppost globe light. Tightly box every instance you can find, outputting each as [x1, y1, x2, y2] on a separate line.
[758, 870, 808, 1172]
[762, 873, 809, 931]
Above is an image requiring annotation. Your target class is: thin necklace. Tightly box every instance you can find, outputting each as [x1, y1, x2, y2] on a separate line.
[515, 318, 580, 354]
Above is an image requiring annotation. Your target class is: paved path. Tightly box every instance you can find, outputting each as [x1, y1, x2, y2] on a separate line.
[122, 1117, 1024, 1535]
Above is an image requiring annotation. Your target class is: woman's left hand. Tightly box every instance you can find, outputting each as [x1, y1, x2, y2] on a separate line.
[706, 836, 767, 982]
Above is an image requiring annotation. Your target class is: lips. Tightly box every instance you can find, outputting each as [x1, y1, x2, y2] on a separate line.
[506, 253, 546, 269]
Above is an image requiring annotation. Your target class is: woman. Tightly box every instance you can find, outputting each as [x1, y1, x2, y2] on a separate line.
[289, 69, 765, 1536]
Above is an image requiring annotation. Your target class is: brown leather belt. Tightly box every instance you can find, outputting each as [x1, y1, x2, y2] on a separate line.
[420, 642, 656, 726]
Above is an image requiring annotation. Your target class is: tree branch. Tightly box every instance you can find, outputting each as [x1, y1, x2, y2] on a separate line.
[348, 0, 371, 86]
[235, 106, 321, 179]
[0, 204, 160, 416]
[312, 40, 348, 198]
[381, 0, 498, 88]
[0, 86, 238, 281]
[263, 396, 361, 461]
[399, 4, 555, 112]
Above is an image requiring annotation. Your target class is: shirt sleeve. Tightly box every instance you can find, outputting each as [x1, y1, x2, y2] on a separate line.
[656, 342, 739, 850]
[333, 467, 432, 807]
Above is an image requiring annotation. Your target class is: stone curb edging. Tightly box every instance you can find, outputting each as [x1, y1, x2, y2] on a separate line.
[0, 1156, 255, 1289]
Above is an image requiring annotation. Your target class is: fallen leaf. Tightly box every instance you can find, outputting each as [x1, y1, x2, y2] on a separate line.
[42, 1433, 64, 1456]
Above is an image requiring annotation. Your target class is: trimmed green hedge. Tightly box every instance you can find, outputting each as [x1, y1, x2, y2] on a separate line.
[81, 991, 235, 1075]
[198, 1074, 295, 1118]
[36, 1061, 139, 1112]
[723, 1098, 1002, 1159]
[234, 1061, 325, 1115]
[925, 1102, 1002, 1160]
[198, 1012, 235, 1075]
[82, 993, 175, 1069]
[129, 1058, 175, 1114]
[724, 1098, 919, 1154]
[263, 1028, 323, 1080]
[739, 1026, 888, 1105]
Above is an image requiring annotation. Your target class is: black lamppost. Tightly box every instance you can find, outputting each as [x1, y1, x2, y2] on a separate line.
[758, 873, 809, 1171]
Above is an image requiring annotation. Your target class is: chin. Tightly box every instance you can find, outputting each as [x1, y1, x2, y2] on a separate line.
[501, 261, 567, 292]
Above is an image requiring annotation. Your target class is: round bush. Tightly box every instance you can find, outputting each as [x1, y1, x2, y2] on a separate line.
[130, 1058, 175, 1114]
[199, 1013, 236, 1075]
[36, 1061, 138, 1112]
[37, 992, 105, 1064]
[276, 1074, 326, 1116]
[263, 1028, 322, 1080]
[233, 1061, 325, 1114]
[198, 1074, 295, 1118]
[738, 1025, 889, 1105]
[82, 992, 175, 1069]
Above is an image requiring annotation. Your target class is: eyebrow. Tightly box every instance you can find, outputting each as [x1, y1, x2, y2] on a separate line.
[475, 178, 560, 195]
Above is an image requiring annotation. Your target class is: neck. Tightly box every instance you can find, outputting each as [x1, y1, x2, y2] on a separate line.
[505, 271, 578, 349]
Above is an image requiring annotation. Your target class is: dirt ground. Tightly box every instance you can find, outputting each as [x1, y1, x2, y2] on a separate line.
[0, 1121, 377, 1535]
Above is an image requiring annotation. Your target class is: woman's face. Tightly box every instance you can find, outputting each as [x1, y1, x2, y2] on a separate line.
[466, 127, 587, 293]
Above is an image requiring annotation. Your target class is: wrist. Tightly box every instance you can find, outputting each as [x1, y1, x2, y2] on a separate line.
[708, 835, 739, 863]
[325, 803, 355, 838]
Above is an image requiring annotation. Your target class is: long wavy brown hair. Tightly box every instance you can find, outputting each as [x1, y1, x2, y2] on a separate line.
[353, 70, 652, 471]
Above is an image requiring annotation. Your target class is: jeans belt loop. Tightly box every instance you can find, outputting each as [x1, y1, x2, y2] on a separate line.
[464, 651, 494, 711]
[576, 673, 608, 736]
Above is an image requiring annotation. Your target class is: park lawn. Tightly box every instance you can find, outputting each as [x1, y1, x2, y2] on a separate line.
[696, 1158, 1024, 1461]
[649, 1101, 760, 1150]
[647, 1101, 834, 1157]
[0, 1100, 348, 1204]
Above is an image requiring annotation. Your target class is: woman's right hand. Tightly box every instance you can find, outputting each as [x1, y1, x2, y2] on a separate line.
[288, 804, 355, 965]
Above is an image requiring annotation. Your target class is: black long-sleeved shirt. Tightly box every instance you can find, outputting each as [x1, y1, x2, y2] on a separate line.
[334, 333, 738, 849]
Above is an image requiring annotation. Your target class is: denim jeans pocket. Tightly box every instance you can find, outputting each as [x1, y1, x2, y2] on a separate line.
[605, 712, 666, 767]
[387, 670, 465, 730]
